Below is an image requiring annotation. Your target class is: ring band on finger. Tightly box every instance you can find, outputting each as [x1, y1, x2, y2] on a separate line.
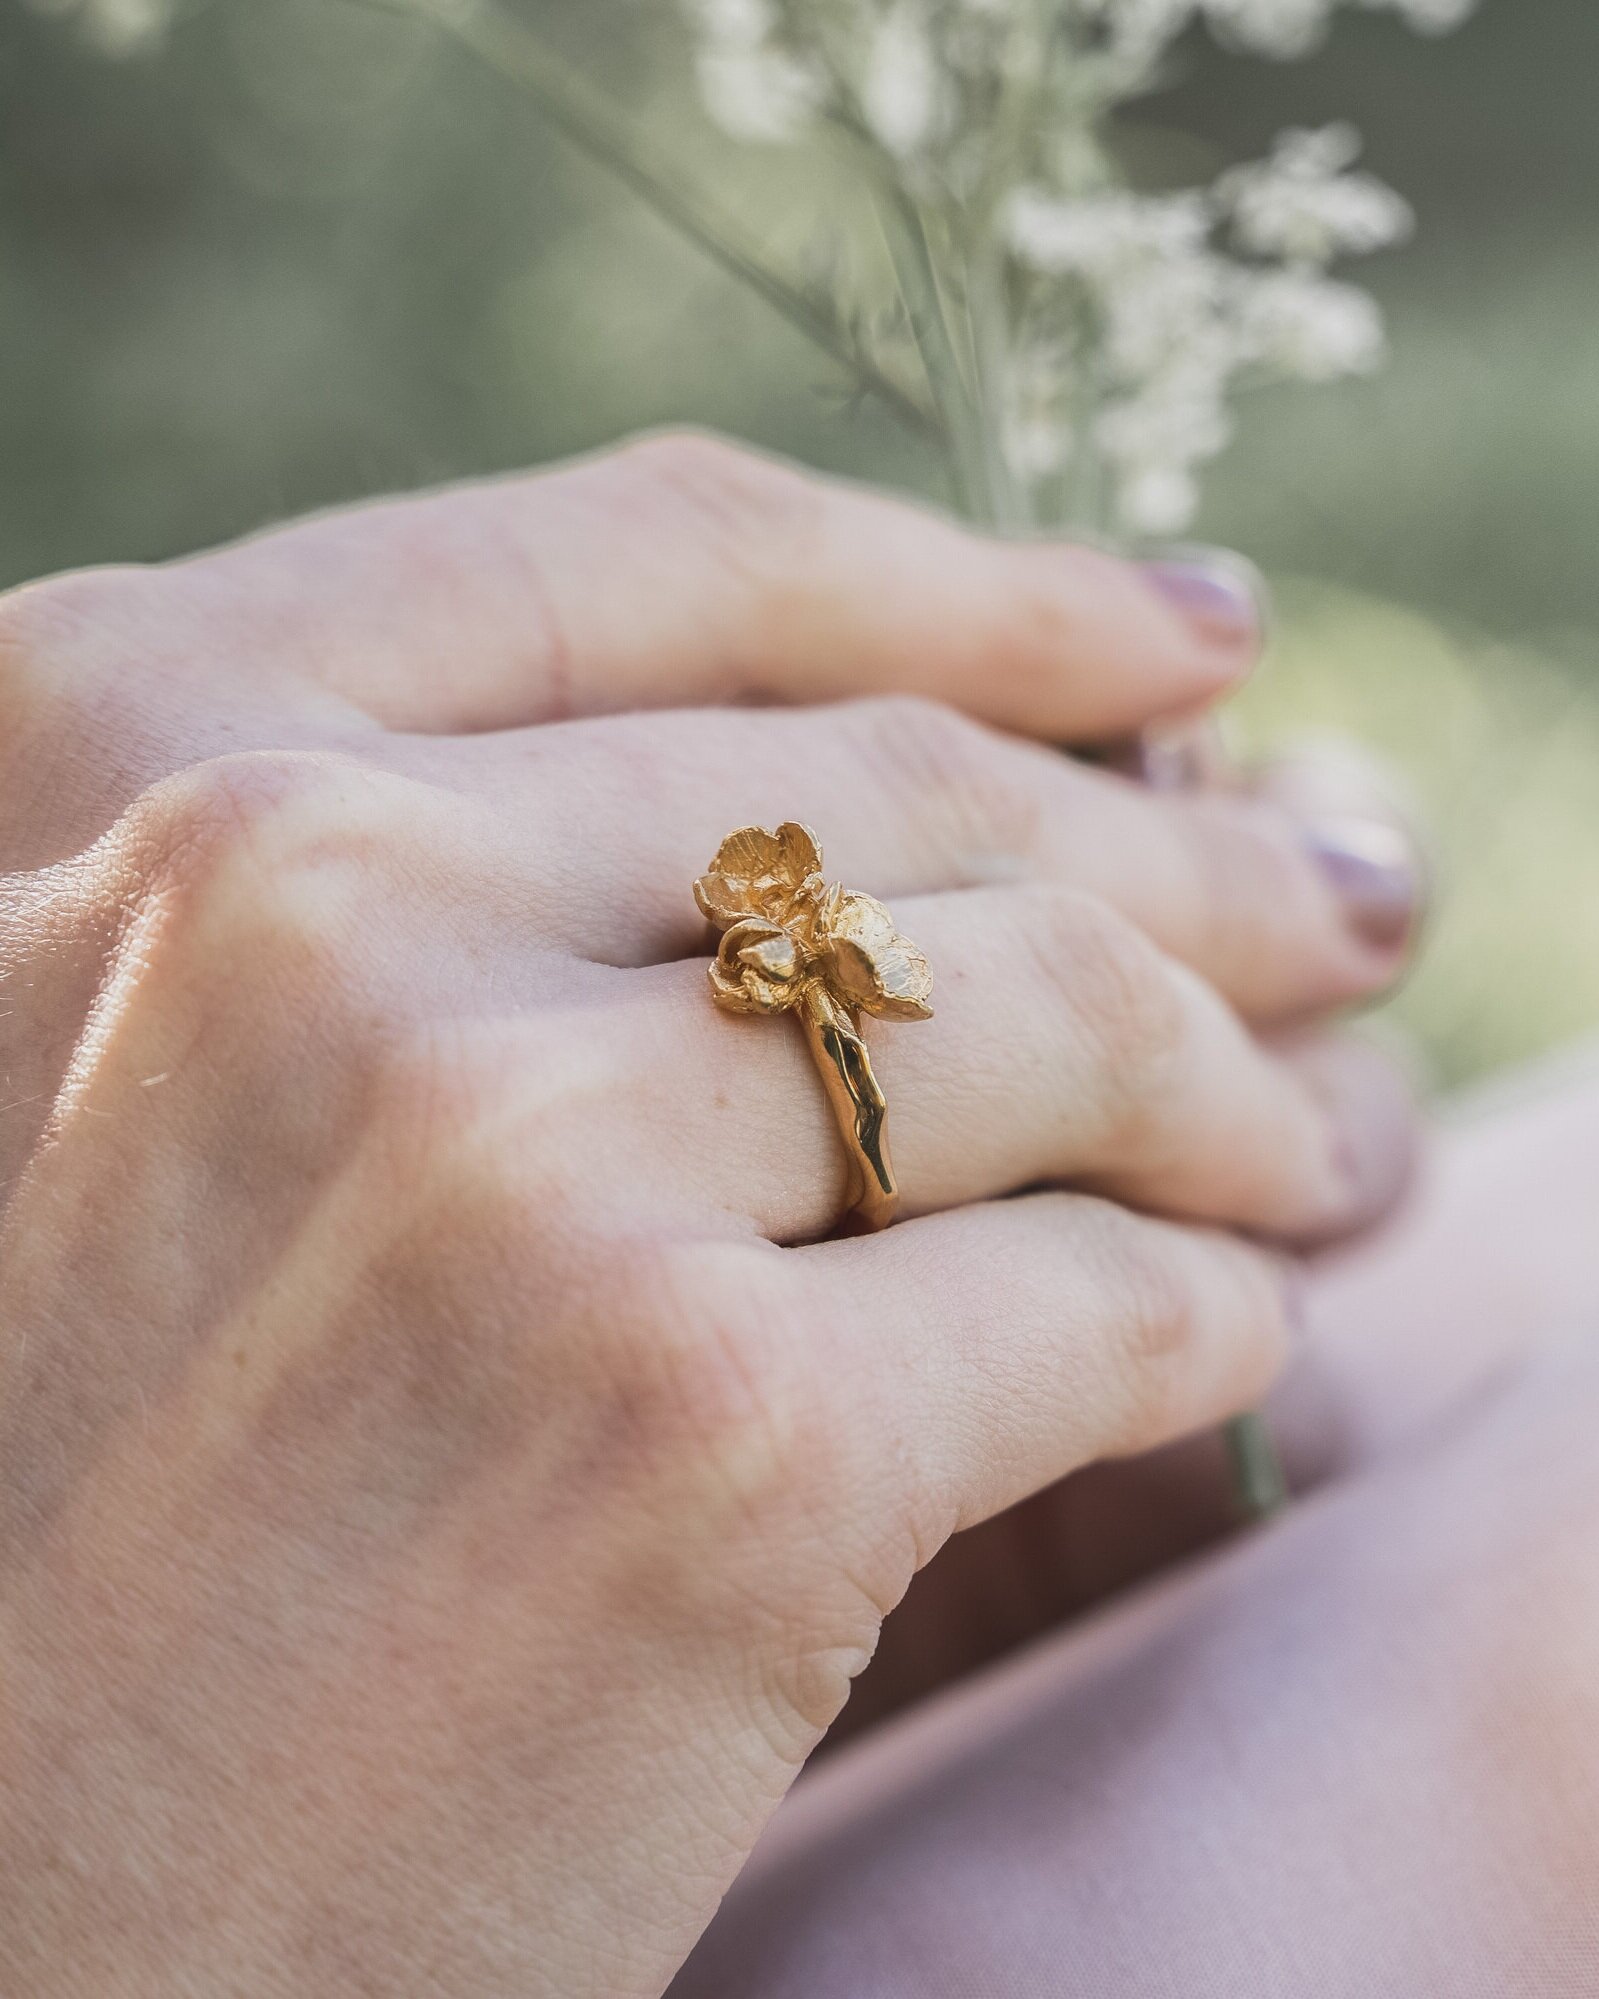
[694, 823, 933, 1233]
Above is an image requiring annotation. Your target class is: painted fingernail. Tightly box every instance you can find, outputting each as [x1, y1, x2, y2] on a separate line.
[1304, 816, 1421, 953]
[1140, 550, 1265, 655]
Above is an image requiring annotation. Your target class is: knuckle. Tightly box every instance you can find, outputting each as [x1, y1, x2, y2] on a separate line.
[0, 565, 148, 702]
[856, 692, 976, 785]
[619, 429, 825, 556]
[122, 749, 391, 970]
[853, 694, 1037, 852]
[347, 1025, 629, 1375]
[1099, 1222, 1285, 1453]
[134, 747, 341, 873]
[601, 1237, 818, 1518]
[620, 426, 742, 487]
[368, 1013, 620, 1202]
[1019, 888, 1186, 1124]
[364, 1018, 498, 1176]
[992, 584, 1074, 680]
[1087, 1211, 1204, 1450]
[983, 543, 1110, 678]
[0, 580, 59, 714]
[1185, 798, 1325, 977]
[0, 570, 155, 824]
[583, 1238, 873, 1743]
[1121, 1233, 1199, 1368]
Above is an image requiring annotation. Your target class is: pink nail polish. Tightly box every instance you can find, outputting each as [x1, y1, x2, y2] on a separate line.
[1303, 818, 1421, 953]
[1141, 552, 1264, 654]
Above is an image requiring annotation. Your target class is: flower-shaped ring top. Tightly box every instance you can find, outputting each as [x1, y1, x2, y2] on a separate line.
[694, 823, 932, 1232]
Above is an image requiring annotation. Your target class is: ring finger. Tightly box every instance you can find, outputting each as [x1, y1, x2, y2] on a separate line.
[420, 701, 1422, 1025]
[615, 882, 1412, 1247]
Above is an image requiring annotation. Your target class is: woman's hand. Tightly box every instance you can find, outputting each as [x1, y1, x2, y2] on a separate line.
[0, 435, 1417, 1997]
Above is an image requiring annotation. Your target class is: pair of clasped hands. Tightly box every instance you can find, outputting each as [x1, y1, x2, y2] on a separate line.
[0, 435, 1419, 1996]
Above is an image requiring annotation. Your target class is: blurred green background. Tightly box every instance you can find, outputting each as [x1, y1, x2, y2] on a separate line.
[4, 0, 1596, 1086]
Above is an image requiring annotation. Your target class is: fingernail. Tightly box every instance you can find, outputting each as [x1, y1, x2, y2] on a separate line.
[1303, 816, 1421, 953]
[1141, 550, 1265, 656]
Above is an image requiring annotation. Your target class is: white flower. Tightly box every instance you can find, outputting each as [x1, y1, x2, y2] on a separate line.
[691, 0, 775, 36]
[1219, 125, 1413, 264]
[696, 41, 826, 141]
[1100, 254, 1228, 380]
[685, 0, 827, 142]
[1371, 0, 1478, 32]
[1078, 0, 1200, 63]
[1201, 0, 1335, 58]
[1234, 268, 1387, 378]
[1096, 352, 1236, 535]
[1097, 370, 1234, 472]
[667, 0, 1473, 534]
[1117, 464, 1202, 536]
[1003, 411, 1075, 482]
[1000, 337, 1076, 483]
[862, 3, 947, 158]
[1006, 187, 1210, 277]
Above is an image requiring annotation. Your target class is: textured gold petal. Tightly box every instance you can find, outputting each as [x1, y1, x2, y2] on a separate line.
[773, 821, 824, 884]
[694, 823, 824, 929]
[707, 918, 804, 1014]
[695, 871, 761, 928]
[738, 932, 800, 983]
[707, 957, 763, 1012]
[742, 967, 804, 1013]
[717, 916, 788, 957]
[823, 892, 934, 1021]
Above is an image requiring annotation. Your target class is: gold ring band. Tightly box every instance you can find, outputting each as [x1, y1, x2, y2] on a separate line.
[694, 823, 933, 1235]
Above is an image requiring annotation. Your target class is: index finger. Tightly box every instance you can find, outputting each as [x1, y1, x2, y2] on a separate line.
[162, 430, 1261, 737]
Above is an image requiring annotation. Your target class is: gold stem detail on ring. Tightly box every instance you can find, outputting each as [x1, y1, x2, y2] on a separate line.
[797, 982, 898, 1233]
[693, 823, 932, 1235]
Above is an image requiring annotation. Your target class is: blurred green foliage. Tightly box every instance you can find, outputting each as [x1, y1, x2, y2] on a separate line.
[3, 0, 1597, 1082]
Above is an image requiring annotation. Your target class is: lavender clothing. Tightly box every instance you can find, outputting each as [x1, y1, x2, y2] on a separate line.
[676, 1329, 1599, 1997]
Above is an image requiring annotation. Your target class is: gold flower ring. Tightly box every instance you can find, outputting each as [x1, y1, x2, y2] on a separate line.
[694, 823, 933, 1233]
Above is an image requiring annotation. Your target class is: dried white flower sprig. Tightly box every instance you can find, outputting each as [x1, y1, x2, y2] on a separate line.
[678, 0, 1473, 535]
[40, 0, 1477, 542]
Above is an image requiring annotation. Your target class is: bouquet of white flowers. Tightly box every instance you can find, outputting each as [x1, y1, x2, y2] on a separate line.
[40, 0, 1477, 546]
[679, 0, 1471, 537]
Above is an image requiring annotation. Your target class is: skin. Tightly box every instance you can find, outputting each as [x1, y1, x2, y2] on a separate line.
[675, 1051, 1599, 1996]
[0, 433, 1419, 1998]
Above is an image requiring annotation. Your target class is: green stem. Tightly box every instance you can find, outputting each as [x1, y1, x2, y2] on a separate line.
[815, 79, 989, 522]
[1226, 1411, 1289, 1522]
[352, 0, 939, 442]
[876, 188, 991, 519]
[953, 0, 1054, 535]
[963, 226, 1029, 533]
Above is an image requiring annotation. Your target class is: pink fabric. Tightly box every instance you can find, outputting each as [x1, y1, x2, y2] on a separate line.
[674, 1052, 1599, 1996]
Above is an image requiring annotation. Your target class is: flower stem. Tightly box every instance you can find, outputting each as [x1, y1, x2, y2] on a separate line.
[350, 0, 939, 443]
[963, 226, 1030, 533]
[874, 188, 990, 519]
[1225, 1411, 1289, 1522]
[796, 984, 897, 1234]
